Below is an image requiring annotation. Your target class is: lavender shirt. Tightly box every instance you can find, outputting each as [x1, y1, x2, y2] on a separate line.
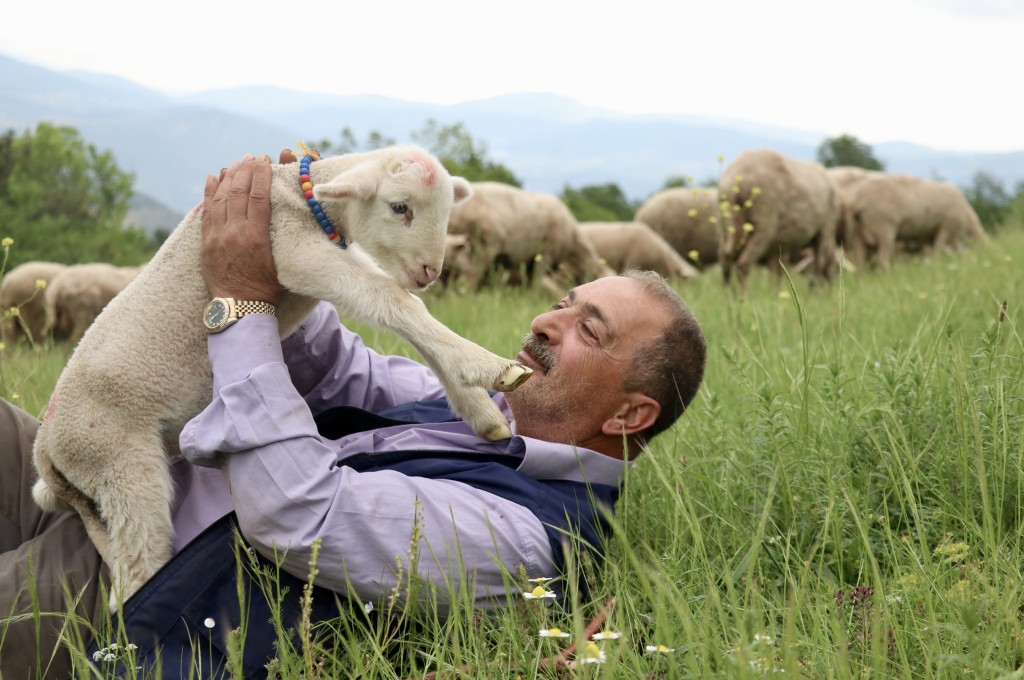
[172, 302, 630, 612]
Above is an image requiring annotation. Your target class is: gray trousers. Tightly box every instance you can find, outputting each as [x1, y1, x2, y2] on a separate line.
[0, 399, 107, 680]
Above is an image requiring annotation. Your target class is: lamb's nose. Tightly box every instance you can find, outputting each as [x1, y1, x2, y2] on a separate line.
[422, 264, 439, 284]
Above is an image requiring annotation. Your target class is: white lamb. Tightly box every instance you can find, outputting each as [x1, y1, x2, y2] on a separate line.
[31, 146, 531, 603]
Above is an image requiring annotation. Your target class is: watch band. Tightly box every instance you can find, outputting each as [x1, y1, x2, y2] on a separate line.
[233, 300, 277, 317]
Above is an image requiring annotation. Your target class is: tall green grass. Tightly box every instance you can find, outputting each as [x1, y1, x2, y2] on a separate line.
[2, 230, 1023, 678]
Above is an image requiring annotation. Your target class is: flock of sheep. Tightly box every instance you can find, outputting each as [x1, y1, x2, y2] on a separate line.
[0, 261, 142, 346]
[1, 147, 989, 349]
[444, 148, 988, 294]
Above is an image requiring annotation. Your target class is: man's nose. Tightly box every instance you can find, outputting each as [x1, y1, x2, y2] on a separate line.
[530, 309, 561, 344]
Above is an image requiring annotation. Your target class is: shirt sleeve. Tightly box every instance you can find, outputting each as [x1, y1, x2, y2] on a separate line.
[179, 304, 554, 612]
[279, 301, 447, 414]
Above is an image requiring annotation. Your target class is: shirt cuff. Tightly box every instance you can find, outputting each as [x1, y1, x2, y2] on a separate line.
[208, 313, 284, 390]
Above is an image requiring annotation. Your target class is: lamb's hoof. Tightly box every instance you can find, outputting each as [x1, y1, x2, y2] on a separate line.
[493, 364, 533, 392]
[482, 422, 513, 441]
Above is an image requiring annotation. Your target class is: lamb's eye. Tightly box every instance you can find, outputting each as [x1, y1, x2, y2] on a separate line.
[390, 202, 408, 215]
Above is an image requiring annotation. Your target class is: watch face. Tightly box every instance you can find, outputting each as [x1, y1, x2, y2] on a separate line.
[204, 299, 229, 330]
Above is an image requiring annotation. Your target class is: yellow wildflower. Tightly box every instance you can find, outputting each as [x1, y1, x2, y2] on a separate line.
[579, 642, 606, 664]
[687, 208, 698, 217]
[523, 585, 556, 599]
[742, 222, 754, 232]
[539, 628, 571, 638]
[688, 250, 699, 261]
[1, 237, 12, 247]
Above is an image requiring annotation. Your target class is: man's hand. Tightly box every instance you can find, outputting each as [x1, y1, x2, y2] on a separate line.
[200, 153, 286, 304]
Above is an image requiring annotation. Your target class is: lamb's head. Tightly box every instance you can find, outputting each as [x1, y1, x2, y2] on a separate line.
[313, 145, 472, 289]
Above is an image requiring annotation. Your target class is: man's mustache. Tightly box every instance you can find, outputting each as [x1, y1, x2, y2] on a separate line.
[521, 334, 555, 374]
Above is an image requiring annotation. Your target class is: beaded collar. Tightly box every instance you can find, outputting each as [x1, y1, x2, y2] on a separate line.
[296, 142, 347, 249]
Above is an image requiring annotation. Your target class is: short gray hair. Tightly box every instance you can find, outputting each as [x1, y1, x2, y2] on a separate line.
[621, 269, 707, 443]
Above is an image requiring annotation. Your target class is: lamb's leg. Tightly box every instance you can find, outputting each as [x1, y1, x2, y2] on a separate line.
[281, 253, 530, 439]
[378, 292, 532, 439]
[34, 414, 175, 608]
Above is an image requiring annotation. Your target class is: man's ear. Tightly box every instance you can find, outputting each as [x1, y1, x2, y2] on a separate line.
[601, 393, 660, 438]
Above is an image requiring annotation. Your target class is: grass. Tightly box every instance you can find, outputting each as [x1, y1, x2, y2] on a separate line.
[2, 227, 1023, 678]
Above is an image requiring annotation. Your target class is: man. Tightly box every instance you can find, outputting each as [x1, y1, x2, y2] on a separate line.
[0, 153, 706, 677]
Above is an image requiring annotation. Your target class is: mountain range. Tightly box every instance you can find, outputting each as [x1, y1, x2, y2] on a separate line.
[3, 52, 1022, 233]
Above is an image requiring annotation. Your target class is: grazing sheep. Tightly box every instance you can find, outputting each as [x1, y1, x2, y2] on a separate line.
[578, 221, 699, 280]
[0, 261, 68, 344]
[826, 166, 882, 250]
[445, 181, 612, 290]
[31, 147, 531, 604]
[843, 173, 988, 270]
[633, 187, 721, 269]
[719, 150, 840, 290]
[44, 262, 143, 346]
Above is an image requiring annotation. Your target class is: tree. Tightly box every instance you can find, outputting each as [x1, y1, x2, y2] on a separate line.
[964, 171, 1013, 232]
[411, 120, 522, 186]
[314, 127, 396, 156]
[660, 174, 718, 191]
[0, 123, 153, 267]
[816, 134, 885, 170]
[560, 183, 639, 222]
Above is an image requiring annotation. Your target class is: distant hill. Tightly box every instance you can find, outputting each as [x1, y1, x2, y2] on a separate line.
[125, 192, 184, 237]
[3, 53, 1022, 215]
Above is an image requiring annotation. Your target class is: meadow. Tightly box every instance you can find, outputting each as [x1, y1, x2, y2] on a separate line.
[2, 227, 1023, 678]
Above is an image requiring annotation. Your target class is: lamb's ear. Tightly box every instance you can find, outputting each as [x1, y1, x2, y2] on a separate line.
[451, 177, 473, 205]
[313, 167, 379, 202]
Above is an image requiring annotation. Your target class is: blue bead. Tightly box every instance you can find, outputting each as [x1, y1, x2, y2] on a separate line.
[307, 198, 318, 208]
[313, 206, 324, 217]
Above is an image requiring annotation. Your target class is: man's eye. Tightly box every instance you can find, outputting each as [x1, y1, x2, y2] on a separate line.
[581, 323, 597, 340]
[390, 202, 408, 215]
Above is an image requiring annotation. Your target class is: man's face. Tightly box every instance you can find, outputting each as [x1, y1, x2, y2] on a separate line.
[506, 276, 670, 449]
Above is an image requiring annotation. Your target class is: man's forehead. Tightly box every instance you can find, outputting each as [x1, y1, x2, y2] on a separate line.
[569, 277, 655, 333]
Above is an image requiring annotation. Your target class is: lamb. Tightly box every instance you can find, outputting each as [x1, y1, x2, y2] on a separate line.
[0, 261, 68, 344]
[445, 181, 612, 290]
[44, 262, 143, 346]
[577, 221, 699, 280]
[31, 147, 532, 604]
[633, 187, 721, 269]
[719, 150, 840, 291]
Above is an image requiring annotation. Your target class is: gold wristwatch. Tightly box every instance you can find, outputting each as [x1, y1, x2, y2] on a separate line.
[203, 297, 277, 333]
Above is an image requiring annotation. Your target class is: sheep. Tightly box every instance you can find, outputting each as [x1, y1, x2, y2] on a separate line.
[719, 150, 840, 291]
[44, 262, 143, 346]
[577, 221, 699, 280]
[843, 173, 988, 270]
[445, 181, 612, 291]
[31, 146, 532, 604]
[633, 187, 721, 269]
[825, 166, 882, 251]
[0, 261, 68, 344]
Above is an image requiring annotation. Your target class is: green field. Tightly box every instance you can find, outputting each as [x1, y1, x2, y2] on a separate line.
[3, 229, 1023, 678]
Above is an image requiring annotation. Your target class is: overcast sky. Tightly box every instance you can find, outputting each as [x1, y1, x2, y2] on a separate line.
[2, 0, 1022, 152]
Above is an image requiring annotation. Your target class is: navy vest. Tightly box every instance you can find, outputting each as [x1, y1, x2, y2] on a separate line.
[89, 399, 619, 679]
